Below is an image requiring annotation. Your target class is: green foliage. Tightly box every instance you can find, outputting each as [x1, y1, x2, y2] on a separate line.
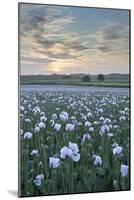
[82, 75, 91, 82]
[97, 74, 104, 82]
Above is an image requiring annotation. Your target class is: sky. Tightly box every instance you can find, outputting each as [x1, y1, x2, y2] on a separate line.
[20, 3, 129, 75]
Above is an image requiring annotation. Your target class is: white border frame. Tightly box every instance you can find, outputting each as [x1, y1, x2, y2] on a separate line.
[0, 0, 133, 199]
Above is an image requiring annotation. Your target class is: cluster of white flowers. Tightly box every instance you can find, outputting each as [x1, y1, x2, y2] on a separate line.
[60, 142, 80, 162]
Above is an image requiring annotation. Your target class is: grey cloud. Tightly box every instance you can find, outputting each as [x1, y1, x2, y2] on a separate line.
[94, 24, 129, 53]
[20, 4, 86, 63]
[102, 24, 129, 41]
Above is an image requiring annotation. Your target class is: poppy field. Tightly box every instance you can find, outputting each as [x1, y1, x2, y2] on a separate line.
[19, 85, 130, 197]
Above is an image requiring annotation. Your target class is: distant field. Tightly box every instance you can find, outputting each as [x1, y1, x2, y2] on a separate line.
[20, 74, 130, 88]
[20, 79, 129, 88]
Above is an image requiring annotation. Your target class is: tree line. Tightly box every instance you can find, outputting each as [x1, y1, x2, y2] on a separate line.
[82, 74, 104, 82]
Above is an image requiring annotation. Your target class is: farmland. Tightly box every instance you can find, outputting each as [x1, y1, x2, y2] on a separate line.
[19, 85, 130, 197]
[20, 74, 130, 88]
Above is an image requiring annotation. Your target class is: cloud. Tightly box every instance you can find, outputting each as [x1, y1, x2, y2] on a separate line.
[102, 24, 129, 41]
[20, 4, 93, 69]
[88, 23, 129, 54]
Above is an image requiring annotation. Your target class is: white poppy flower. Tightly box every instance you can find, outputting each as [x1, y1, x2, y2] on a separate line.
[113, 146, 123, 156]
[89, 127, 94, 132]
[36, 174, 44, 180]
[69, 142, 79, 154]
[33, 106, 41, 114]
[31, 149, 39, 156]
[49, 157, 60, 168]
[34, 126, 40, 133]
[112, 142, 118, 148]
[125, 107, 129, 112]
[94, 155, 102, 166]
[87, 112, 92, 117]
[77, 122, 82, 126]
[59, 111, 69, 121]
[68, 142, 80, 162]
[54, 123, 61, 132]
[20, 129, 23, 136]
[113, 125, 118, 129]
[82, 115, 87, 121]
[40, 111, 45, 116]
[120, 111, 125, 115]
[51, 113, 57, 120]
[34, 179, 42, 186]
[24, 132, 33, 139]
[97, 108, 103, 113]
[34, 174, 44, 186]
[82, 133, 91, 142]
[71, 116, 76, 120]
[38, 122, 46, 129]
[100, 124, 110, 135]
[60, 146, 73, 159]
[25, 118, 31, 123]
[93, 121, 100, 125]
[40, 116, 47, 122]
[103, 118, 111, 124]
[119, 116, 126, 121]
[20, 106, 24, 111]
[108, 133, 114, 137]
[100, 117, 104, 121]
[85, 121, 92, 127]
[120, 164, 129, 177]
[72, 153, 80, 162]
[66, 123, 74, 132]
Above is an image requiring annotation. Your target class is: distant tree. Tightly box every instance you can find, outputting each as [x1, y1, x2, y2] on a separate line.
[62, 75, 71, 79]
[97, 74, 104, 82]
[82, 75, 91, 82]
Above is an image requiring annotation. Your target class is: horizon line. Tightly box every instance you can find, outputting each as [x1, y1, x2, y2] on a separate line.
[20, 72, 129, 76]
